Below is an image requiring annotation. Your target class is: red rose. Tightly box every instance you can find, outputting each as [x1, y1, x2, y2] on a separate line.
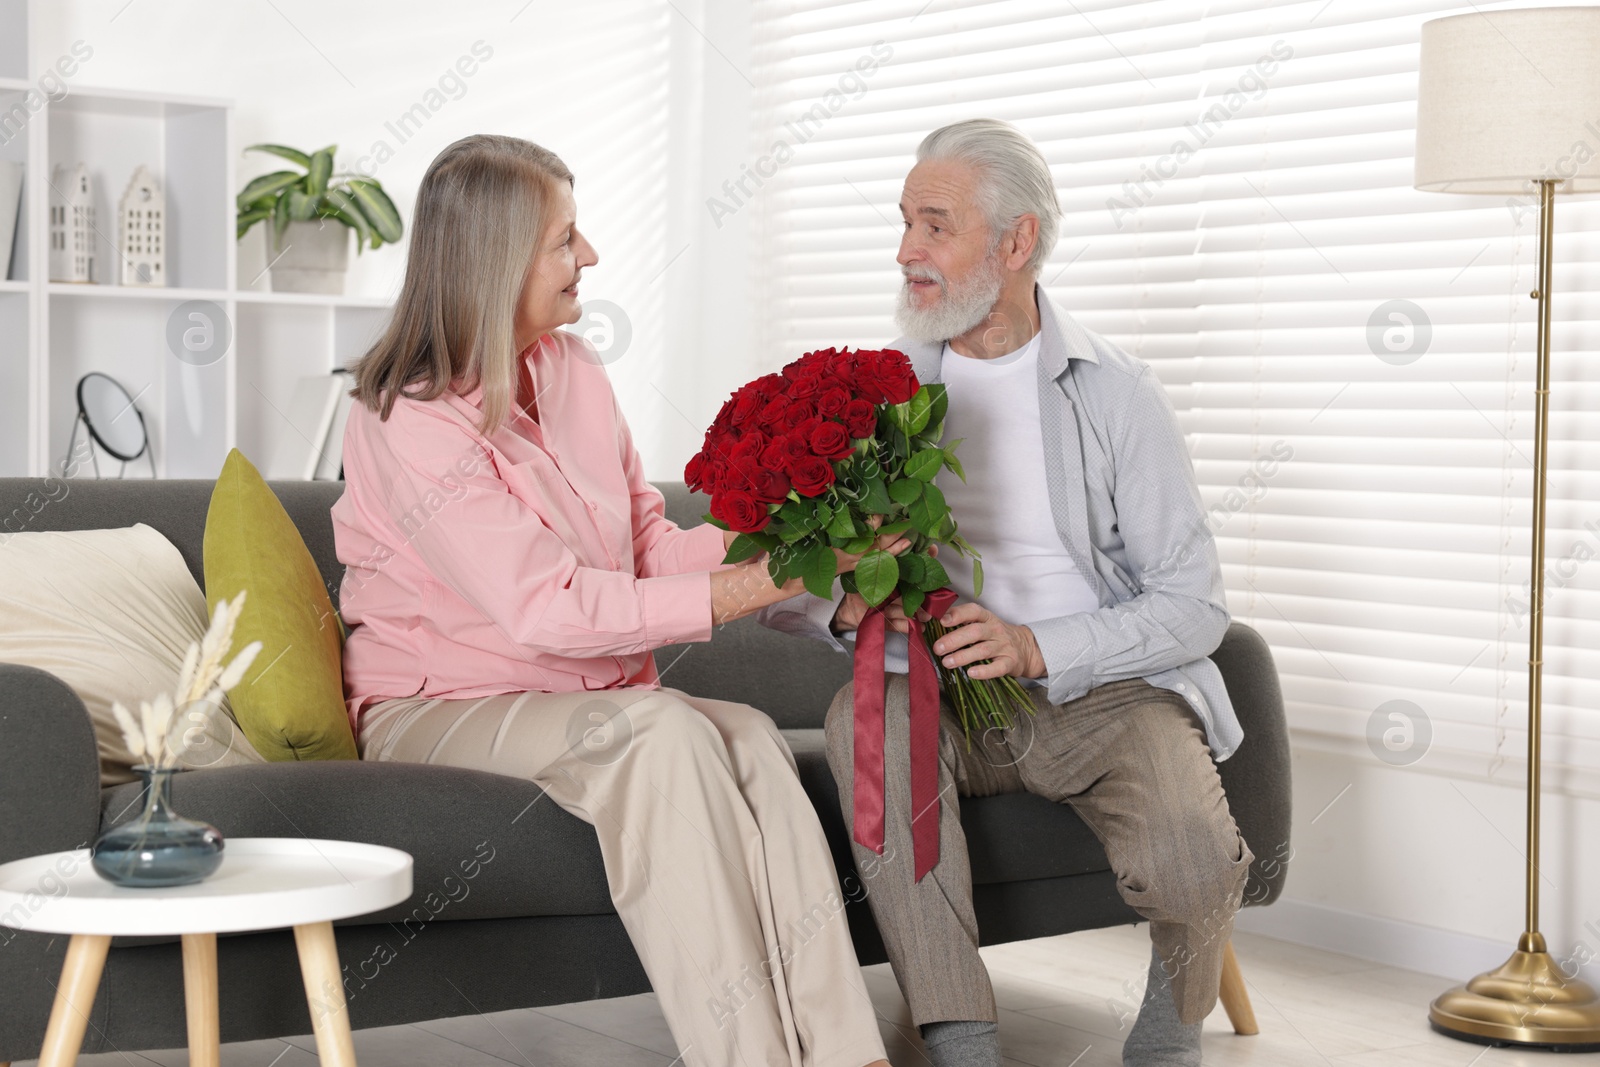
[789, 455, 837, 497]
[751, 373, 787, 403]
[855, 349, 918, 405]
[710, 490, 771, 533]
[779, 432, 812, 465]
[787, 373, 823, 399]
[751, 468, 791, 504]
[809, 420, 854, 460]
[731, 386, 764, 423]
[815, 384, 850, 418]
[684, 452, 708, 492]
[843, 398, 877, 438]
[756, 395, 789, 429]
[780, 399, 817, 430]
[758, 438, 791, 473]
[701, 456, 730, 494]
[729, 433, 767, 464]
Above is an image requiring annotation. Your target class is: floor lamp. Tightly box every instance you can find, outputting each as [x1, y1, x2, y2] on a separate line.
[1414, 7, 1600, 1050]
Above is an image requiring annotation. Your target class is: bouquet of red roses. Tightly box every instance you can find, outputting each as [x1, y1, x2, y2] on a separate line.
[684, 346, 1033, 736]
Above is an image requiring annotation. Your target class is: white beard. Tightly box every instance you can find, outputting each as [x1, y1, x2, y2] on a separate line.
[893, 253, 1005, 344]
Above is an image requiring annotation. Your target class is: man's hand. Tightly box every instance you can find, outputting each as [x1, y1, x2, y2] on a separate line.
[928, 601, 1046, 680]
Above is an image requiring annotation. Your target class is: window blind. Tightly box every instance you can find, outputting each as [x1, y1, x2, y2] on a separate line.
[747, 0, 1600, 783]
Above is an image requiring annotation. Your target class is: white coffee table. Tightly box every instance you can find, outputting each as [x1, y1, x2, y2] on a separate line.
[0, 837, 413, 1067]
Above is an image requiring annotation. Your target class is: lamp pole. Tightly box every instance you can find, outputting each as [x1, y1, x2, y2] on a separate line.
[1428, 177, 1600, 1050]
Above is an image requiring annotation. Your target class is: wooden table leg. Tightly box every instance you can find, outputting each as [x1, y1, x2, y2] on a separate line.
[293, 921, 357, 1067]
[37, 933, 111, 1067]
[181, 933, 220, 1067]
[1218, 939, 1260, 1035]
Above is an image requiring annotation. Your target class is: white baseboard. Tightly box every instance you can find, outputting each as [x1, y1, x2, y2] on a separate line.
[1235, 897, 1600, 987]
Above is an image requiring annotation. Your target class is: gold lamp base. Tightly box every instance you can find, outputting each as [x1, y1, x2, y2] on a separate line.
[1430, 934, 1600, 1050]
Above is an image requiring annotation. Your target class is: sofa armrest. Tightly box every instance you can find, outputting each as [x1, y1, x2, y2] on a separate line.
[1209, 623, 1293, 907]
[0, 663, 103, 866]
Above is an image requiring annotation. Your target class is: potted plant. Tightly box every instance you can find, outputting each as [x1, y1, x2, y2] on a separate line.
[236, 144, 402, 294]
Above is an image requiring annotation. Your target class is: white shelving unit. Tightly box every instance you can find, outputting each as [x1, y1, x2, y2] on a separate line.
[0, 0, 394, 479]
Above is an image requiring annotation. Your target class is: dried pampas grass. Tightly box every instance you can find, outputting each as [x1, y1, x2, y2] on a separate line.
[112, 589, 263, 770]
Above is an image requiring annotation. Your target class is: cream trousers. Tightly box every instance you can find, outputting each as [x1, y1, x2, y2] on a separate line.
[358, 686, 888, 1067]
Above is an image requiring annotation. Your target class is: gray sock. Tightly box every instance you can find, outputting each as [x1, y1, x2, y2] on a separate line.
[1122, 947, 1202, 1067]
[919, 1019, 1002, 1067]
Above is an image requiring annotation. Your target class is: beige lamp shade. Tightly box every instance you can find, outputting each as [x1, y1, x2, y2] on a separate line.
[1415, 6, 1600, 194]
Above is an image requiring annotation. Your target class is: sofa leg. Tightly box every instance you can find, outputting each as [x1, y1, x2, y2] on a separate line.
[1218, 940, 1259, 1035]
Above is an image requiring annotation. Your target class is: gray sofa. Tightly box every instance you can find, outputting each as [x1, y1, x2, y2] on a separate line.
[0, 476, 1290, 1062]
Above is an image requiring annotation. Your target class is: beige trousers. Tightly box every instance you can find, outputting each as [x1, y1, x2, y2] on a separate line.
[825, 675, 1253, 1028]
[358, 686, 887, 1067]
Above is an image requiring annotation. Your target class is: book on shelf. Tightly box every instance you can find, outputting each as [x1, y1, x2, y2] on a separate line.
[266, 371, 355, 480]
[0, 162, 22, 282]
[314, 375, 357, 480]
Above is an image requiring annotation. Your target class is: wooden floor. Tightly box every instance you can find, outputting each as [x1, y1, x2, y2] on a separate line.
[16, 923, 1600, 1066]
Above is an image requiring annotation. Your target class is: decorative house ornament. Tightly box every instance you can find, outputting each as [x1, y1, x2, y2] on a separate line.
[49, 162, 95, 284]
[117, 165, 166, 287]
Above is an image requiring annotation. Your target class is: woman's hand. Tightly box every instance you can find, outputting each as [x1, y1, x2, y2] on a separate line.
[830, 541, 938, 634]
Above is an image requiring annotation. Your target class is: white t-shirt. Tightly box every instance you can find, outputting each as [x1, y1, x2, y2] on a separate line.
[864, 332, 1100, 675]
[936, 332, 1101, 628]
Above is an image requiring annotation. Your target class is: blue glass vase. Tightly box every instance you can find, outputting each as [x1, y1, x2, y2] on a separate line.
[91, 765, 225, 887]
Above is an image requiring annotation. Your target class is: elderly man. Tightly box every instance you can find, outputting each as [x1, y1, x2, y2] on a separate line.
[759, 118, 1253, 1067]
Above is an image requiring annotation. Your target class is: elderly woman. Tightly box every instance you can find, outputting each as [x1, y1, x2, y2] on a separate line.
[330, 134, 896, 1067]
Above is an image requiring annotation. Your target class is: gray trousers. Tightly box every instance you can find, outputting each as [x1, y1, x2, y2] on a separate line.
[824, 674, 1253, 1027]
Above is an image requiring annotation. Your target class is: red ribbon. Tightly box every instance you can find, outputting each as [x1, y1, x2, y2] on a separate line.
[852, 586, 960, 882]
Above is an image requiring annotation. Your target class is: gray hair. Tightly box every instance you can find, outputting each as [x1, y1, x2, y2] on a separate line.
[915, 119, 1060, 275]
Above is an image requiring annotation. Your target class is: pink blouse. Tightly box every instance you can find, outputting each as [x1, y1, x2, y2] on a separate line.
[331, 329, 729, 734]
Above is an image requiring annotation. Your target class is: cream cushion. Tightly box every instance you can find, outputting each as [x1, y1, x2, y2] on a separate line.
[0, 523, 265, 784]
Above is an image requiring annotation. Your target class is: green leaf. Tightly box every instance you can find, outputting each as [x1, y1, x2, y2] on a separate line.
[840, 534, 875, 555]
[941, 438, 967, 481]
[840, 571, 859, 595]
[875, 518, 913, 538]
[900, 586, 926, 619]
[898, 552, 928, 588]
[853, 550, 900, 607]
[235, 206, 272, 240]
[236, 170, 302, 210]
[888, 478, 924, 507]
[286, 189, 317, 221]
[859, 476, 893, 516]
[905, 447, 945, 482]
[908, 481, 948, 536]
[272, 191, 291, 243]
[321, 187, 370, 252]
[769, 545, 802, 584]
[907, 387, 934, 435]
[346, 178, 404, 242]
[244, 143, 313, 169]
[972, 556, 984, 597]
[802, 542, 839, 600]
[305, 147, 334, 200]
[826, 508, 856, 539]
[702, 512, 729, 530]
[722, 533, 767, 565]
[918, 555, 951, 592]
[779, 500, 819, 529]
[925, 383, 949, 428]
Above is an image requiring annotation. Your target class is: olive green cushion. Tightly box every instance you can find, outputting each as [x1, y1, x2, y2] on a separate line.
[202, 449, 356, 761]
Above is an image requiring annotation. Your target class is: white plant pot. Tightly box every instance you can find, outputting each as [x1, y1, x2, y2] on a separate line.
[268, 219, 352, 294]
